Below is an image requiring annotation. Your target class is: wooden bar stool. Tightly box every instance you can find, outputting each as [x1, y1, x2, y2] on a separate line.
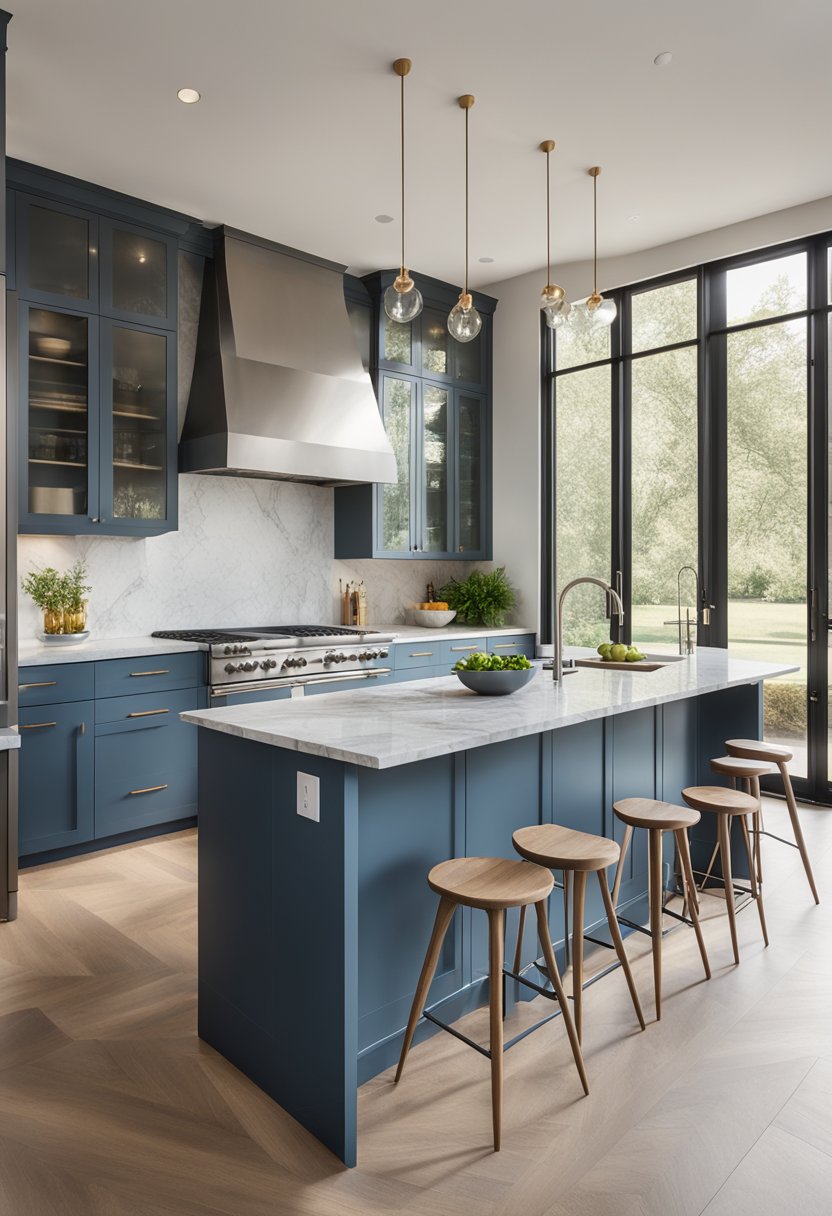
[706, 755, 775, 894]
[611, 799, 711, 1019]
[681, 785, 767, 964]
[725, 739, 820, 904]
[511, 824, 645, 1041]
[396, 856, 588, 1152]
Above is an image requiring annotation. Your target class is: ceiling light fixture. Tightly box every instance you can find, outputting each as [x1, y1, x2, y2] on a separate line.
[478, 256, 494, 264]
[383, 58, 423, 325]
[374, 214, 394, 224]
[176, 87, 201, 104]
[447, 94, 482, 344]
[653, 51, 672, 67]
[538, 139, 570, 330]
[574, 166, 616, 329]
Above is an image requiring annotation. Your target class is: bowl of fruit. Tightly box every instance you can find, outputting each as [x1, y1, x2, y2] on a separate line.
[453, 652, 536, 696]
[408, 602, 457, 628]
[597, 642, 647, 665]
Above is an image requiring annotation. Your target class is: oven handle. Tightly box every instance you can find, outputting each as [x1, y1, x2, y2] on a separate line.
[210, 668, 394, 698]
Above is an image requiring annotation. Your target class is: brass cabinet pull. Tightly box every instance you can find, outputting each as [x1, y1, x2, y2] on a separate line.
[450, 645, 479, 652]
[19, 680, 58, 690]
[128, 784, 168, 796]
[126, 709, 169, 718]
[129, 669, 170, 677]
[493, 643, 519, 649]
[409, 651, 434, 658]
[80, 721, 86, 736]
[20, 721, 57, 730]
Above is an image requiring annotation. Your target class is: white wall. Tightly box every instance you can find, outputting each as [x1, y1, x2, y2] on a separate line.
[17, 476, 481, 641]
[485, 193, 832, 632]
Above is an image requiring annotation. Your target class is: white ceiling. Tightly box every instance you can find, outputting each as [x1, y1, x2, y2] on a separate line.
[7, 0, 832, 288]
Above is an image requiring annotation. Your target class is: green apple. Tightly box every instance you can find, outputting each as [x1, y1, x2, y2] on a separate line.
[597, 643, 612, 658]
[609, 643, 627, 662]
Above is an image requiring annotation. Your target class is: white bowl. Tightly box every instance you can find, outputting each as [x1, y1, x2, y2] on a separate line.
[35, 336, 72, 358]
[408, 609, 457, 628]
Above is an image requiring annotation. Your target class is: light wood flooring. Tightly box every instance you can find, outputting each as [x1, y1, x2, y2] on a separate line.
[0, 799, 830, 1215]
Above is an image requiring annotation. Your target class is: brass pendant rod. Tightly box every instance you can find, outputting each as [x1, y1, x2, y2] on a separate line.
[464, 103, 469, 296]
[400, 70, 406, 273]
[593, 171, 598, 297]
[546, 147, 551, 288]
[393, 58, 413, 276]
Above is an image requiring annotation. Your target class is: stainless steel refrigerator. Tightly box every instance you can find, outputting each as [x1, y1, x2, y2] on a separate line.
[1, 10, 18, 922]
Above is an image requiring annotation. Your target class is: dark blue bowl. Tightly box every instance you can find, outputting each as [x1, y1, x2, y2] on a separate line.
[455, 667, 537, 696]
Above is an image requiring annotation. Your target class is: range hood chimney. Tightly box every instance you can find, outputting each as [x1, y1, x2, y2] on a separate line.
[180, 227, 396, 485]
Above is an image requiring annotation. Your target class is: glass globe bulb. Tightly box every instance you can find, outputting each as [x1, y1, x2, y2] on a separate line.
[447, 295, 482, 343]
[540, 287, 572, 330]
[384, 279, 423, 324]
[592, 296, 617, 327]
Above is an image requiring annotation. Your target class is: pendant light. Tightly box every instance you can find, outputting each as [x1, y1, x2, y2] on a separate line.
[539, 140, 570, 329]
[383, 58, 423, 325]
[575, 166, 616, 327]
[447, 94, 482, 343]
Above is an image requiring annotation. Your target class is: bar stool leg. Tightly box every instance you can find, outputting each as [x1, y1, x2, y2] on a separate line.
[648, 829, 664, 1019]
[611, 824, 633, 906]
[571, 870, 587, 1042]
[562, 868, 571, 971]
[533, 900, 589, 1094]
[512, 903, 526, 974]
[487, 908, 505, 1151]
[717, 815, 740, 965]
[741, 815, 769, 947]
[779, 762, 819, 904]
[674, 829, 711, 980]
[395, 896, 456, 1083]
[749, 776, 764, 887]
[596, 869, 646, 1030]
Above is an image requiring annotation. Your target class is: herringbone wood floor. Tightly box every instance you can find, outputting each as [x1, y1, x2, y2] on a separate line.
[0, 800, 830, 1215]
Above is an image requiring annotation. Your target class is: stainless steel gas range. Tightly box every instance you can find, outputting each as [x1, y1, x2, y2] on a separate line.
[151, 626, 396, 699]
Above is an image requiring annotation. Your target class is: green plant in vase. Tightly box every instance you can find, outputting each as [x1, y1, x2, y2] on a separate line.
[21, 566, 70, 634]
[64, 559, 91, 633]
[437, 567, 517, 628]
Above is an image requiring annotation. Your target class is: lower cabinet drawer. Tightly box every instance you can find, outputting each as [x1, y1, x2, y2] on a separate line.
[95, 723, 197, 837]
[19, 663, 94, 707]
[393, 644, 443, 670]
[94, 651, 203, 699]
[439, 638, 488, 666]
[486, 634, 536, 658]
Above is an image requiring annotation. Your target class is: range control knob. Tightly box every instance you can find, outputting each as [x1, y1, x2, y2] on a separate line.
[323, 652, 335, 665]
[224, 646, 232, 655]
[298, 657, 307, 667]
[348, 654, 358, 661]
[359, 652, 368, 661]
[241, 661, 255, 672]
[379, 649, 389, 658]
[224, 662, 237, 674]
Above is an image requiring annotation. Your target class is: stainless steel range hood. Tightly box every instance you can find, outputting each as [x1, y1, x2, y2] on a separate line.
[180, 227, 396, 485]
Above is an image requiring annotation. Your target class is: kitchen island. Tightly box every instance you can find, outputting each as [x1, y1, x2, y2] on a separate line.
[183, 649, 794, 1165]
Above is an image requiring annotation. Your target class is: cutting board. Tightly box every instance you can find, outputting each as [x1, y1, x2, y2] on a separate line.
[574, 657, 669, 672]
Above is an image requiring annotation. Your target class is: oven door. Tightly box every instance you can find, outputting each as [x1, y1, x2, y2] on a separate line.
[210, 668, 394, 700]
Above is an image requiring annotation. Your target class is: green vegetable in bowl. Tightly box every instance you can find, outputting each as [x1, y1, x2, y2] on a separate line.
[452, 652, 532, 673]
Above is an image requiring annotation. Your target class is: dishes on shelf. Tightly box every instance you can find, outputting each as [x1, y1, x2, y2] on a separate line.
[33, 336, 72, 358]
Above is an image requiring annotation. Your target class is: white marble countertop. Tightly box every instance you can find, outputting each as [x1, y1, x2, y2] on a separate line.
[379, 624, 535, 643]
[19, 636, 203, 667]
[182, 648, 796, 770]
[0, 728, 20, 751]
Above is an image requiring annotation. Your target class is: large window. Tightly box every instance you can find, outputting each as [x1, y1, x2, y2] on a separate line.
[546, 235, 831, 801]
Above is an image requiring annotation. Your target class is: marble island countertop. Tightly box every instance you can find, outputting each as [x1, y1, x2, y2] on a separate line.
[182, 648, 796, 770]
[18, 636, 204, 666]
[0, 728, 20, 752]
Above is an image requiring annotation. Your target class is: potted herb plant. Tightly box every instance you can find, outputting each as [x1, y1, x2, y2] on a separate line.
[21, 560, 91, 638]
[437, 567, 517, 628]
[64, 560, 91, 634]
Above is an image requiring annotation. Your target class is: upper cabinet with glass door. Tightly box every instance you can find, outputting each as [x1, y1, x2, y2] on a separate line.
[100, 219, 177, 329]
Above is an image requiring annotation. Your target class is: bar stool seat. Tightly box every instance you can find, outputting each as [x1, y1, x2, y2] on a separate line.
[612, 798, 710, 1019]
[682, 784, 768, 962]
[710, 755, 776, 780]
[725, 738, 820, 904]
[512, 824, 645, 1040]
[397, 856, 588, 1152]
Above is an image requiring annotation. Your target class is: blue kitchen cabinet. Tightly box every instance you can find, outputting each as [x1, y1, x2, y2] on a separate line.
[486, 633, 536, 659]
[18, 698, 95, 856]
[335, 271, 496, 561]
[9, 161, 201, 537]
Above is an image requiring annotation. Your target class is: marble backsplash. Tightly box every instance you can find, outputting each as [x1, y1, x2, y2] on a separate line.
[17, 474, 490, 641]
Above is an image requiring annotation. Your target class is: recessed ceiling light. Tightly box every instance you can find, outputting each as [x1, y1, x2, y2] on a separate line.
[627, 214, 640, 222]
[374, 214, 394, 224]
[478, 256, 495, 264]
[653, 51, 672, 67]
[177, 87, 201, 104]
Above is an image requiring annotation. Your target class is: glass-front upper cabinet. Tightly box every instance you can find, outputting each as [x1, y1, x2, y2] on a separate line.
[100, 320, 176, 532]
[380, 302, 486, 387]
[21, 304, 98, 529]
[421, 384, 450, 552]
[377, 374, 416, 554]
[100, 220, 177, 329]
[456, 391, 486, 557]
[16, 195, 99, 310]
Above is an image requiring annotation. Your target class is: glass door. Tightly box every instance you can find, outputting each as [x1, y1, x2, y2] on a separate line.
[456, 391, 486, 557]
[376, 373, 416, 554]
[421, 384, 449, 553]
[22, 304, 97, 528]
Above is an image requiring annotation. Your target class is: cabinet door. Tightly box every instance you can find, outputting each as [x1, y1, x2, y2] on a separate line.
[455, 390, 488, 558]
[16, 194, 99, 310]
[100, 219, 177, 330]
[19, 302, 100, 533]
[379, 310, 416, 371]
[376, 373, 417, 555]
[99, 319, 177, 534]
[18, 701, 94, 856]
[420, 382, 451, 554]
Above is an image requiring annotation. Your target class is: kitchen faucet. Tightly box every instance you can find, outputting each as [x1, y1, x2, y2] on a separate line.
[553, 576, 625, 683]
[664, 565, 713, 655]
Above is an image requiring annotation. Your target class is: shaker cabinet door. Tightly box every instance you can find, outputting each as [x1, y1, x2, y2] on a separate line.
[18, 701, 95, 856]
[15, 194, 99, 311]
[99, 219, 178, 330]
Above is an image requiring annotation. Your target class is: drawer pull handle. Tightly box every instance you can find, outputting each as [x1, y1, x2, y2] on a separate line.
[129, 669, 170, 677]
[493, 644, 519, 649]
[409, 651, 434, 658]
[450, 645, 479, 652]
[126, 709, 169, 718]
[20, 721, 57, 730]
[19, 680, 58, 690]
[128, 784, 168, 796]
